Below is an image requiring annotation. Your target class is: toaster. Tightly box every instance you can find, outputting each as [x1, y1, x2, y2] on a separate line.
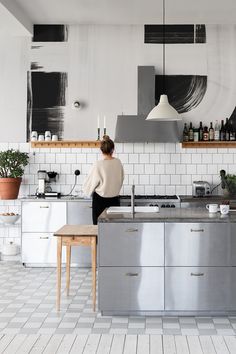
[192, 181, 211, 197]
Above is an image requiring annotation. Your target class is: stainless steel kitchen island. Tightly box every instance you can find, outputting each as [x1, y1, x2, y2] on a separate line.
[98, 208, 236, 316]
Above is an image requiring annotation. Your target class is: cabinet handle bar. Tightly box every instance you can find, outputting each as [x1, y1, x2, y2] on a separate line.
[40, 236, 49, 239]
[40, 206, 49, 208]
[191, 272, 204, 276]
[190, 229, 204, 232]
[125, 228, 139, 233]
[126, 273, 139, 277]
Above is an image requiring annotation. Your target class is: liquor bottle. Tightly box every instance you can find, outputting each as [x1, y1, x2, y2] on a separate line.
[229, 119, 235, 141]
[188, 122, 194, 141]
[214, 120, 220, 141]
[183, 123, 189, 142]
[199, 121, 203, 141]
[193, 128, 199, 142]
[209, 122, 214, 141]
[220, 120, 226, 141]
[203, 126, 209, 141]
[225, 118, 230, 141]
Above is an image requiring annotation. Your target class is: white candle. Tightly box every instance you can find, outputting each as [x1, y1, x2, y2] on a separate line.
[103, 115, 106, 129]
[97, 115, 100, 129]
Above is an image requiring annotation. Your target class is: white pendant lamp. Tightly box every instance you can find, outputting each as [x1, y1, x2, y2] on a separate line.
[146, 0, 181, 121]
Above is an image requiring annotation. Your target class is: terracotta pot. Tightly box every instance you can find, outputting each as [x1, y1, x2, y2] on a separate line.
[0, 178, 22, 200]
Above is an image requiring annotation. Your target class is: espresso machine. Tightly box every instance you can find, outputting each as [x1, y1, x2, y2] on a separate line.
[36, 170, 60, 198]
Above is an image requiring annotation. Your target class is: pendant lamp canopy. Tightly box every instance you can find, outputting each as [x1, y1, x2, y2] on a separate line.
[146, 0, 181, 122]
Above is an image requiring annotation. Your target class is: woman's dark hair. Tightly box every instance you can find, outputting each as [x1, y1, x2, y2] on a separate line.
[100, 135, 114, 155]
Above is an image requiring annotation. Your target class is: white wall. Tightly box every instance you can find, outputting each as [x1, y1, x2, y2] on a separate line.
[0, 36, 30, 142]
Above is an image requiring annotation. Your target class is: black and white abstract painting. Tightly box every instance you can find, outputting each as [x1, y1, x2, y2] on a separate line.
[27, 25, 68, 141]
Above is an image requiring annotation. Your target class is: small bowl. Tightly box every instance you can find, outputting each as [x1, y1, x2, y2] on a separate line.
[0, 214, 20, 225]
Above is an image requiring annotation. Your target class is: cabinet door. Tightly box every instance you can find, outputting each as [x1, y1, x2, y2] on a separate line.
[22, 233, 66, 265]
[99, 223, 164, 266]
[165, 223, 232, 266]
[67, 201, 92, 266]
[67, 201, 92, 224]
[22, 202, 66, 232]
[99, 267, 164, 312]
[165, 267, 236, 311]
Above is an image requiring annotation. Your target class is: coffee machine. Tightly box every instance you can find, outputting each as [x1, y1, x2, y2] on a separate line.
[36, 170, 60, 198]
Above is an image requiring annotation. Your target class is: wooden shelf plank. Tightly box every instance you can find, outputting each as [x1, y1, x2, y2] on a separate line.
[31, 140, 101, 148]
[182, 141, 236, 148]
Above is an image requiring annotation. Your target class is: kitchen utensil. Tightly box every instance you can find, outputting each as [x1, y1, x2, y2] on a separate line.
[0, 214, 20, 224]
[220, 204, 230, 214]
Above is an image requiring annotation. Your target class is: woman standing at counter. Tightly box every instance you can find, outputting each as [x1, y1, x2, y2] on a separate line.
[83, 135, 124, 224]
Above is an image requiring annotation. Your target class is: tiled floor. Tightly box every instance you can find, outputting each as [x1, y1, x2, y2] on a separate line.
[0, 262, 236, 337]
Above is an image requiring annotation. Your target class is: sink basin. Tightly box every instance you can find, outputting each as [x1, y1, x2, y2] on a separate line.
[107, 206, 159, 213]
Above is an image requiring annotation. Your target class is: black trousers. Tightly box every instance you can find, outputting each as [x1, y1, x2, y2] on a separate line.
[92, 192, 120, 225]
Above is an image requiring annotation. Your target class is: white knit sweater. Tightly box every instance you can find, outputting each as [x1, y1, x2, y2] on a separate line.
[83, 158, 124, 198]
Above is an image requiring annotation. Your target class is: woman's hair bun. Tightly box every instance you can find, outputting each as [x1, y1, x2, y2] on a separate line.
[102, 135, 110, 141]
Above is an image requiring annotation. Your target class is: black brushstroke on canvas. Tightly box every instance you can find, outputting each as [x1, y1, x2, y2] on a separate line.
[145, 25, 206, 44]
[27, 72, 67, 140]
[155, 75, 207, 113]
[31, 62, 43, 70]
[33, 25, 68, 42]
[228, 107, 236, 129]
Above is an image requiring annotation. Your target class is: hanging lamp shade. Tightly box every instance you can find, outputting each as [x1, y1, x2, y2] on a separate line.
[146, 0, 182, 122]
[146, 94, 181, 121]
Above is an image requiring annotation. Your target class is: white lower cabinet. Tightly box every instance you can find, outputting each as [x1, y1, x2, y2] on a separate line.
[21, 200, 93, 266]
[22, 233, 66, 265]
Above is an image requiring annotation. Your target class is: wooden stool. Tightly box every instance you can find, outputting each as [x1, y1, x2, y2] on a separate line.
[54, 224, 98, 311]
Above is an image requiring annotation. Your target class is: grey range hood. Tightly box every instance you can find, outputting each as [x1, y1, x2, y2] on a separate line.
[115, 66, 183, 143]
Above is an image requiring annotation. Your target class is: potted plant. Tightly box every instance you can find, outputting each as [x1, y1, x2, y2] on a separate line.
[0, 149, 29, 199]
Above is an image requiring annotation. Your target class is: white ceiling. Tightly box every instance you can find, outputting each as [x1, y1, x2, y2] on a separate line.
[13, 0, 236, 25]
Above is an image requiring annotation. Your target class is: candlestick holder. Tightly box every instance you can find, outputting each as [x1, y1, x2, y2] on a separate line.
[97, 128, 100, 141]
[103, 128, 106, 136]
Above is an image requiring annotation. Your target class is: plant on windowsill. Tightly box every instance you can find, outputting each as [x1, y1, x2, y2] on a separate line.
[0, 149, 29, 199]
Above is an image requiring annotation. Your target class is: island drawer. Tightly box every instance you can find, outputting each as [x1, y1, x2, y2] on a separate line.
[165, 267, 236, 311]
[99, 266, 164, 312]
[99, 223, 164, 266]
[165, 223, 233, 266]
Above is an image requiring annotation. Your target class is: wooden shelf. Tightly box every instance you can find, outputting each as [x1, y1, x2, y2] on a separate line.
[182, 141, 236, 148]
[31, 140, 101, 148]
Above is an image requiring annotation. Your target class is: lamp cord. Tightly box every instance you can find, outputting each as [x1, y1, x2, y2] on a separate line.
[162, 0, 166, 93]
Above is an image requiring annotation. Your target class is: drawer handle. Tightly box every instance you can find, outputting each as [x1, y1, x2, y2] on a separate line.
[190, 229, 204, 232]
[40, 236, 49, 239]
[191, 272, 204, 277]
[125, 228, 139, 233]
[40, 206, 49, 208]
[126, 273, 139, 277]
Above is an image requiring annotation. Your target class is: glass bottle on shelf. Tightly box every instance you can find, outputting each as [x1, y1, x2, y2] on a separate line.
[199, 121, 203, 141]
[188, 122, 194, 141]
[209, 122, 214, 141]
[220, 120, 226, 141]
[229, 119, 236, 141]
[225, 118, 230, 141]
[183, 123, 189, 142]
[193, 128, 199, 142]
[214, 120, 220, 141]
[203, 126, 209, 141]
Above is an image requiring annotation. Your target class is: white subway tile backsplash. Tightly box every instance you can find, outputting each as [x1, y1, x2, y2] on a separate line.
[2, 141, 236, 246]
[160, 153, 170, 164]
[165, 164, 176, 175]
[139, 154, 149, 163]
[145, 164, 155, 174]
[160, 175, 170, 185]
[129, 154, 139, 163]
[150, 154, 160, 163]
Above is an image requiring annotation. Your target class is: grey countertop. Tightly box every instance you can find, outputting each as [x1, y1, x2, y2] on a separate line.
[98, 207, 236, 223]
[19, 196, 92, 202]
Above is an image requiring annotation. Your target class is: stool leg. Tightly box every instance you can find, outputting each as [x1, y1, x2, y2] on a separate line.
[66, 245, 71, 296]
[57, 237, 62, 311]
[91, 237, 97, 311]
